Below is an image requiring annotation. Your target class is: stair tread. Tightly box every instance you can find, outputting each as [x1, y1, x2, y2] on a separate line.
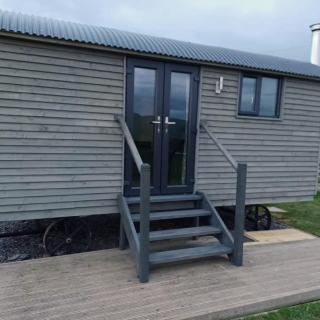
[131, 209, 211, 222]
[150, 244, 233, 265]
[147, 226, 221, 241]
[126, 194, 202, 205]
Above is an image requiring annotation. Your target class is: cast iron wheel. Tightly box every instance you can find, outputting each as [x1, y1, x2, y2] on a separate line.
[245, 205, 272, 231]
[43, 217, 92, 256]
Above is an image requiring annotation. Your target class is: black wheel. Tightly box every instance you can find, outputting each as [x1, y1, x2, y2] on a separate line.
[245, 205, 272, 231]
[43, 217, 92, 256]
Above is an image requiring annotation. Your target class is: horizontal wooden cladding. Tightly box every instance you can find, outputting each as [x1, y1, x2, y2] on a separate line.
[0, 107, 121, 122]
[199, 181, 316, 190]
[207, 189, 315, 201]
[0, 173, 121, 183]
[0, 167, 122, 176]
[197, 66, 320, 205]
[0, 123, 121, 135]
[0, 50, 123, 73]
[0, 92, 122, 108]
[0, 138, 122, 147]
[216, 195, 315, 207]
[197, 174, 316, 183]
[0, 75, 123, 93]
[199, 155, 318, 163]
[0, 205, 120, 222]
[0, 192, 118, 207]
[0, 66, 123, 86]
[0, 99, 122, 115]
[0, 84, 122, 101]
[0, 38, 125, 220]
[201, 115, 320, 130]
[0, 180, 122, 191]
[0, 160, 118, 168]
[0, 154, 122, 161]
[0, 38, 123, 66]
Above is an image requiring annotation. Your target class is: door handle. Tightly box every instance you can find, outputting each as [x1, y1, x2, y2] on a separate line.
[151, 116, 161, 133]
[151, 115, 161, 124]
[165, 116, 176, 125]
[165, 116, 176, 133]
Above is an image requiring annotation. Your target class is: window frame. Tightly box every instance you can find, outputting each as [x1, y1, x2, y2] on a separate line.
[238, 73, 282, 119]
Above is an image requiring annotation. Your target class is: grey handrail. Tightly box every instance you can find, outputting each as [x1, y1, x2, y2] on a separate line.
[200, 120, 247, 266]
[115, 115, 143, 172]
[115, 114, 150, 282]
[200, 121, 237, 171]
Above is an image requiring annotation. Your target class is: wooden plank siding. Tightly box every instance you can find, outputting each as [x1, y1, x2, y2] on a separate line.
[196, 66, 320, 206]
[0, 37, 124, 221]
[0, 36, 320, 220]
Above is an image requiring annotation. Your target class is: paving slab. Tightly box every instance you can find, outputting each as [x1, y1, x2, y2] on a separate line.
[245, 228, 316, 244]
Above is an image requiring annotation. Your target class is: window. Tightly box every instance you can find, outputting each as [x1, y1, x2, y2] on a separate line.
[238, 74, 282, 118]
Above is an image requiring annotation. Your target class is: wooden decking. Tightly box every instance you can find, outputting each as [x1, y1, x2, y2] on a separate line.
[0, 239, 320, 320]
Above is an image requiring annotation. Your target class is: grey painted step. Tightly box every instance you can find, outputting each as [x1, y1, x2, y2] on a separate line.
[131, 209, 211, 222]
[147, 226, 221, 242]
[149, 244, 233, 265]
[126, 194, 202, 205]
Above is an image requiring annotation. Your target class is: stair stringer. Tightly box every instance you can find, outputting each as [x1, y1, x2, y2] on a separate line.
[198, 191, 234, 250]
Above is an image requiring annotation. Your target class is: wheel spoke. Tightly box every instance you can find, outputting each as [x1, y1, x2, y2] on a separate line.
[44, 218, 91, 256]
[50, 239, 67, 255]
[68, 226, 85, 238]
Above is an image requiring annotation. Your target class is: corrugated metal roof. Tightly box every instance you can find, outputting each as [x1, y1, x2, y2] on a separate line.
[1, 9, 320, 80]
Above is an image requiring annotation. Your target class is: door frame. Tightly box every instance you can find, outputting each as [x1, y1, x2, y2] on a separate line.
[160, 63, 199, 194]
[124, 58, 164, 196]
[123, 57, 199, 196]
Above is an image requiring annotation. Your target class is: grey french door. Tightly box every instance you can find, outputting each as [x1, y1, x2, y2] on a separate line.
[124, 58, 199, 196]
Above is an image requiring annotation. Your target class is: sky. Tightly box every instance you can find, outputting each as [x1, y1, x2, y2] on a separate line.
[0, 0, 318, 62]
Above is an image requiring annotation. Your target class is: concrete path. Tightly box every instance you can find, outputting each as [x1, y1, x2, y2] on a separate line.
[0, 239, 320, 320]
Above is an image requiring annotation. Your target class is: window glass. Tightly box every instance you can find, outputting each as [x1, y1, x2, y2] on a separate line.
[259, 78, 279, 117]
[238, 75, 281, 118]
[240, 77, 256, 113]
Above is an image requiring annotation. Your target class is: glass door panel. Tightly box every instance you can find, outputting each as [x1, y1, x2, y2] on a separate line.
[161, 63, 199, 194]
[131, 67, 156, 187]
[167, 72, 191, 186]
[124, 59, 163, 196]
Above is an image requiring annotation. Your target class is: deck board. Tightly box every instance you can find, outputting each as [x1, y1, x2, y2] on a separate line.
[0, 239, 320, 320]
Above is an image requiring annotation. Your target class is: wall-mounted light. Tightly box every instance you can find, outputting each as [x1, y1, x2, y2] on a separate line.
[215, 76, 224, 94]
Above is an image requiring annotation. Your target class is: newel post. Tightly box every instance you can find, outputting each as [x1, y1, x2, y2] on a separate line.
[232, 162, 247, 266]
[138, 163, 151, 282]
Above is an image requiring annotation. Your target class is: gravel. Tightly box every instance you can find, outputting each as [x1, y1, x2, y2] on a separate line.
[0, 215, 120, 263]
[0, 208, 289, 263]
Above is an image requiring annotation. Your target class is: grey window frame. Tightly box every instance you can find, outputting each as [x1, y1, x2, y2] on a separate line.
[238, 73, 282, 118]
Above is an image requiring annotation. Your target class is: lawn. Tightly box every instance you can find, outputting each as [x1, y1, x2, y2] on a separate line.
[242, 193, 320, 319]
[243, 301, 320, 320]
[270, 192, 320, 236]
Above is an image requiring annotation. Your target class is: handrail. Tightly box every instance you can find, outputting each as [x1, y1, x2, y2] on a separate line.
[115, 114, 143, 172]
[200, 119, 247, 266]
[200, 120, 237, 171]
[115, 114, 150, 283]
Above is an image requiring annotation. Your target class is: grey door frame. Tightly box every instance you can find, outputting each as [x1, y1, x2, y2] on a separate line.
[124, 58, 199, 196]
[160, 62, 199, 194]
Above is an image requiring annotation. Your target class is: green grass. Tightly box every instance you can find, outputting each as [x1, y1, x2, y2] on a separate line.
[243, 301, 320, 320]
[270, 193, 320, 236]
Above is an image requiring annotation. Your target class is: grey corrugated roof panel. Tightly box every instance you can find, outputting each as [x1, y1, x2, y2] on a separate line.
[1, 9, 320, 80]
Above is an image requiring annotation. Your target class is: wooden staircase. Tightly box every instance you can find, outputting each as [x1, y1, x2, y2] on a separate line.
[115, 115, 247, 283]
[118, 192, 238, 282]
